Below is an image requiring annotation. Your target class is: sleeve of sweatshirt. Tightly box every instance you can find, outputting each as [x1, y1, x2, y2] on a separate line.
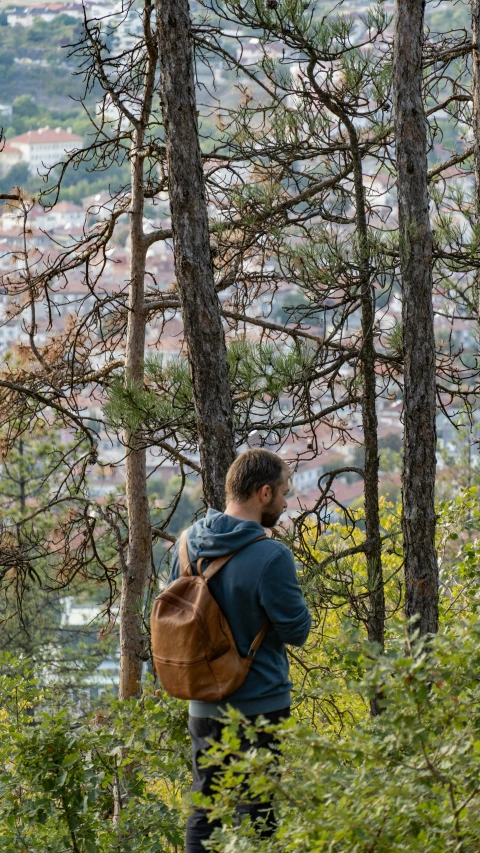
[258, 545, 312, 647]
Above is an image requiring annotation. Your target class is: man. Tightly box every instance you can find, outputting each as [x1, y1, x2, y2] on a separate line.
[167, 448, 312, 853]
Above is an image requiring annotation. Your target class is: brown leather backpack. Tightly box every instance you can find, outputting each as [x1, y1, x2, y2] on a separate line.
[150, 530, 269, 701]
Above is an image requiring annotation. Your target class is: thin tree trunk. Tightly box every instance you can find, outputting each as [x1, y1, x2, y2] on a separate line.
[118, 4, 157, 698]
[119, 139, 151, 700]
[306, 59, 384, 713]
[472, 0, 480, 321]
[156, 0, 235, 510]
[354, 155, 384, 638]
[350, 122, 385, 716]
[394, 0, 438, 636]
[19, 438, 25, 513]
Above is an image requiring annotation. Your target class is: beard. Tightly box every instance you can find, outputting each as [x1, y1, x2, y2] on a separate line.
[260, 503, 283, 528]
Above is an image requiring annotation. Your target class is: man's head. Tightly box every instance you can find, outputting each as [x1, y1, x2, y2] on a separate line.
[225, 449, 290, 528]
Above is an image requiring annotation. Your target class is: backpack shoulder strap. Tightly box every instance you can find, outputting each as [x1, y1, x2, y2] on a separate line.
[199, 534, 267, 581]
[247, 620, 271, 658]
[198, 551, 234, 581]
[197, 535, 271, 659]
[178, 530, 193, 577]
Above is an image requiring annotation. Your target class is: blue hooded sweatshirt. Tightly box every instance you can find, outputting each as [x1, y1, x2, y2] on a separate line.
[167, 508, 312, 718]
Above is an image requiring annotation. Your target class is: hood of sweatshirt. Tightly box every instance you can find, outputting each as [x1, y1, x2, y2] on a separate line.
[185, 508, 266, 561]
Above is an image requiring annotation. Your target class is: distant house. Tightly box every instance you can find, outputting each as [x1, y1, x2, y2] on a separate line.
[3, 126, 83, 175]
[1, 200, 84, 234]
[6, 4, 84, 27]
[292, 458, 325, 493]
[0, 141, 24, 176]
[37, 200, 85, 231]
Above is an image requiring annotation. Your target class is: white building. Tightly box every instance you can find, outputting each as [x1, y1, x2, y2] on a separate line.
[292, 458, 325, 493]
[4, 126, 83, 175]
[36, 201, 85, 231]
[0, 141, 25, 176]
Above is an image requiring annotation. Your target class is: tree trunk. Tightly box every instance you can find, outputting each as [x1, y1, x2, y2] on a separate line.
[118, 137, 151, 700]
[117, 1, 158, 700]
[306, 60, 385, 712]
[394, 0, 438, 636]
[156, 0, 236, 510]
[350, 122, 385, 716]
[472, 0, 480, 321]
[19, 438, 25, 514]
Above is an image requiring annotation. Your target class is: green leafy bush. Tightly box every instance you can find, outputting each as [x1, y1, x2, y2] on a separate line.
[202, 619, 480, 852]
[6, 611, 480, 851]
[0, 661, 189, 853]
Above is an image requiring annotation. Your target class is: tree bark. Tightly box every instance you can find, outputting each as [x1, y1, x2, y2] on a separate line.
[472, 0, 480, 321]
[306, 58, 384, 713]
[354, 145, 385, 653]
[156, 0, 236, 510]
[118, 4, 157, 699]
[119, 139, 151, 700]
[350, 122, 385, 716]
[394, 0, 438, 635]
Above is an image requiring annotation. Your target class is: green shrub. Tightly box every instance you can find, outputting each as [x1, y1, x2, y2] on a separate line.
[203, 619, 480, 852]
[0, 660, 189, 852]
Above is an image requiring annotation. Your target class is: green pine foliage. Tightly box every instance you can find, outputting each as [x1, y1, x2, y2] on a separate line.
[104, 342, 318, 437]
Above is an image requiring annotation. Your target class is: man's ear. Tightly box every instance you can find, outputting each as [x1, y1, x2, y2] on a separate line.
[257, 484, 272, 503]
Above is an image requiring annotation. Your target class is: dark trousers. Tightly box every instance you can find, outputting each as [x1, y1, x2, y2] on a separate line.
[186, 707, 290, 853]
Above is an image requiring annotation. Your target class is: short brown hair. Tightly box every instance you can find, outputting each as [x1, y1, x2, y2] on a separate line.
[225, 449, 290, 503]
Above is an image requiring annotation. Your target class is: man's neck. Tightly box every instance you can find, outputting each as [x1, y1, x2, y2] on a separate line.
[224, 501, 262, 525]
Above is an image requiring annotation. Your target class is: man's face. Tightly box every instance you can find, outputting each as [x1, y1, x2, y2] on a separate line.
[260, 475, 290, 528]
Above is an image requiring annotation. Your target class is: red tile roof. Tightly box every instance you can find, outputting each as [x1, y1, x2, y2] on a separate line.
[8, 127, 82, 145]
